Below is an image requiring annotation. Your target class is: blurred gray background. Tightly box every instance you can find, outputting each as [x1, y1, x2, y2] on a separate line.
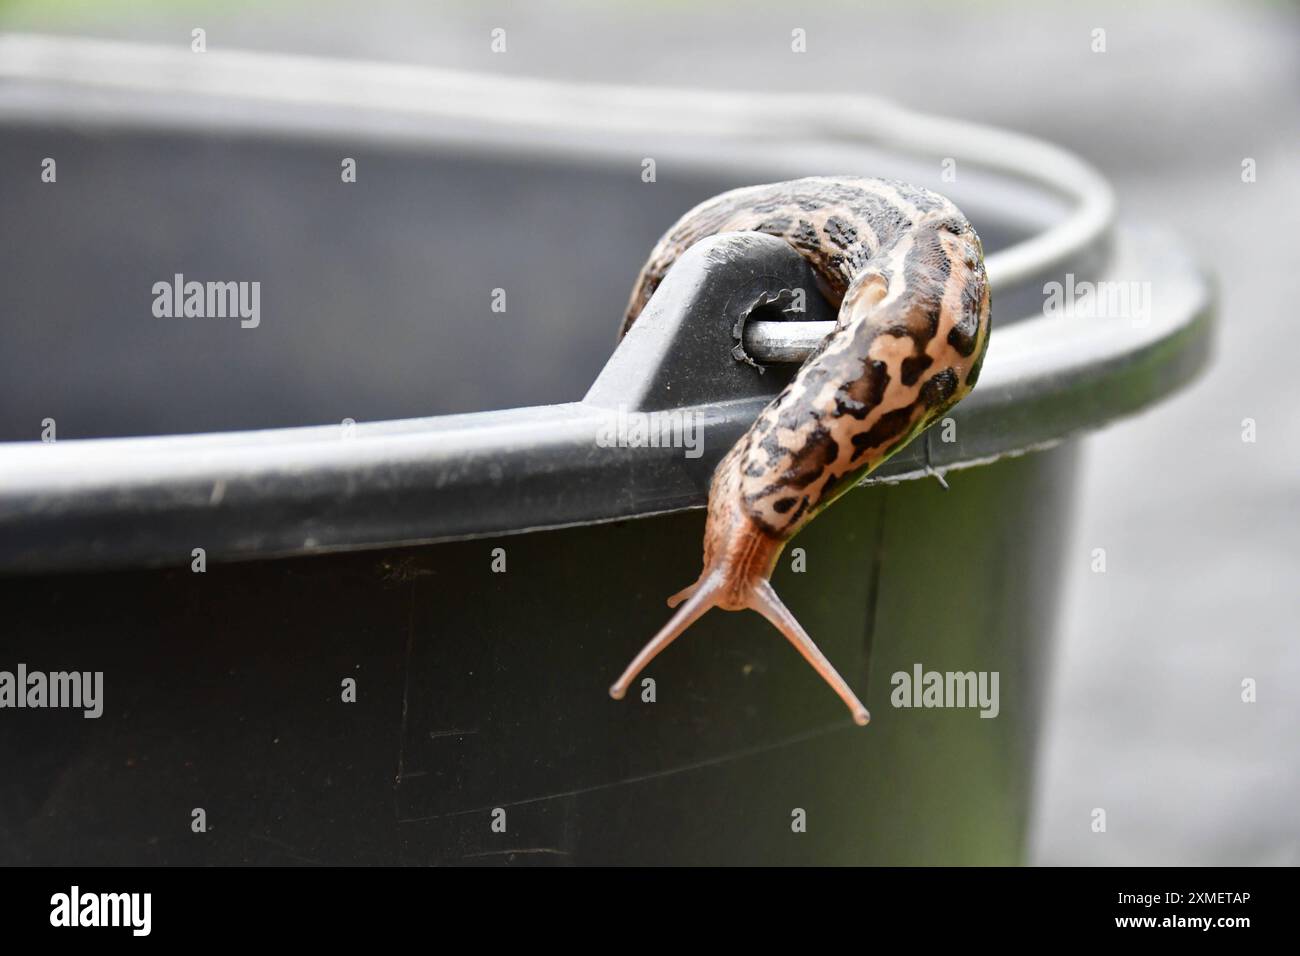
[3, 0, 1296, 863]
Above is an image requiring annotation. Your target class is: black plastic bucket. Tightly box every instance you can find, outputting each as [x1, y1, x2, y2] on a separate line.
[0, 37, 1212, 864]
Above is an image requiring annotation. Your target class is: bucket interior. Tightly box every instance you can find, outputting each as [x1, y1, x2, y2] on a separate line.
[0, 125, 1031, 441]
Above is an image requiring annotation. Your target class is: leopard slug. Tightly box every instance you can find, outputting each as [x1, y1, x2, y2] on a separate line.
[608, 177, 992, 725]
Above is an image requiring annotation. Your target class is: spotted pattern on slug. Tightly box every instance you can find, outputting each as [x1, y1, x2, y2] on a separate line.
[622, 177, 992, 538]
[611, 177, 991, 725]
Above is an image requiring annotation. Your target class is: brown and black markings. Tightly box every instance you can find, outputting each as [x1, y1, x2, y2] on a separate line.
[610, 176, 992, 725]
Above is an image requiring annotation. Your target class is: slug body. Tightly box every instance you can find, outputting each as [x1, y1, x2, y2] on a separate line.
[609, 177, 991, 725]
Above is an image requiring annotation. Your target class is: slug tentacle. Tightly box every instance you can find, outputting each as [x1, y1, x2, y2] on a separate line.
[609, 572, 722, 701]
[611, 177, 991, 725]
[747, 579, 870, 725]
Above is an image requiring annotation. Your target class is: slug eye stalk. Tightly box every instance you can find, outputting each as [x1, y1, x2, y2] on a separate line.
[608, 569, 870, 727]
